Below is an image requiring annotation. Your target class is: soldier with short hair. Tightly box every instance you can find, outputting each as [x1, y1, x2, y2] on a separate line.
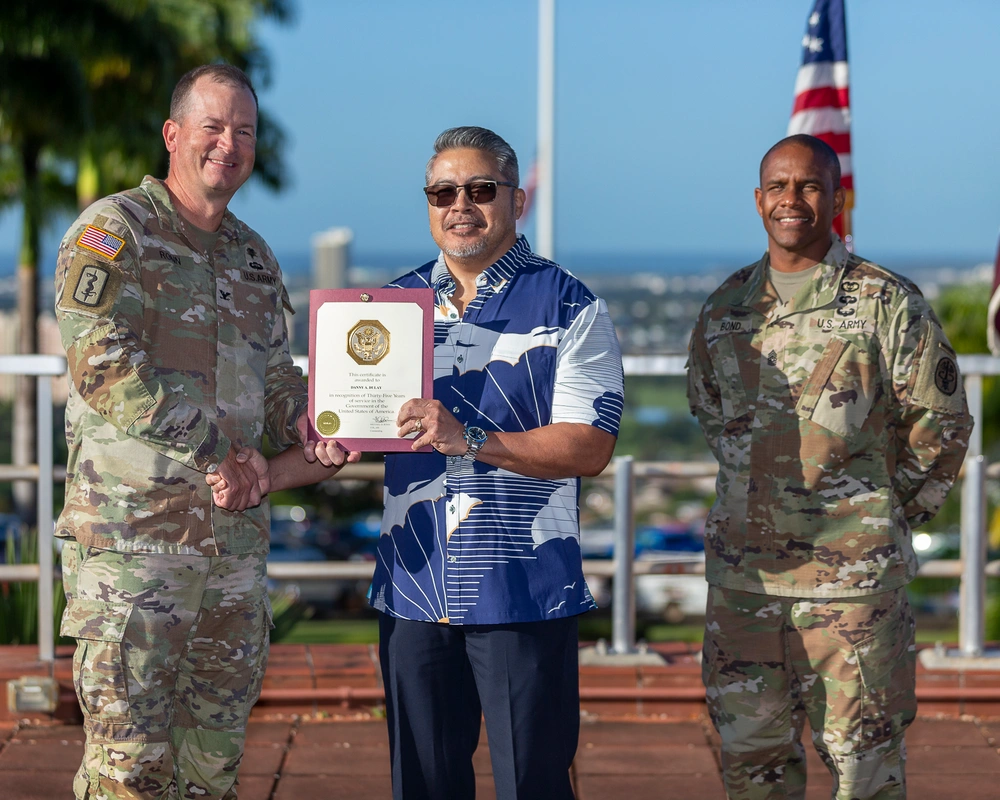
[687, 134, 972, 800]
[53, 64, 343, 799]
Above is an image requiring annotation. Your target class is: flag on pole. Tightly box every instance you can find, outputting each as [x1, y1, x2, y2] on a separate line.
[787, 0, 853, 246]
[987, 232, 1000, 355]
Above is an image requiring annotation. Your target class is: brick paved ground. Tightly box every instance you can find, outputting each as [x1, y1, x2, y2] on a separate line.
[2, 643, 999, 798]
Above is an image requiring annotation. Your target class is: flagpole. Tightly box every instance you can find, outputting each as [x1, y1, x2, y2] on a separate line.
[536, 0, 555, 261]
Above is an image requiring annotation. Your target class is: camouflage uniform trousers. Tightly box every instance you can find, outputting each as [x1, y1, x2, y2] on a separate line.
[60, 542, 272, 800]
[703, 586, 916, 800]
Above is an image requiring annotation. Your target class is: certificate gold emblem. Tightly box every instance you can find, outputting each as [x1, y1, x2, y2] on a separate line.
[347, 320, 390, 365]
[316, 411, 341, 436]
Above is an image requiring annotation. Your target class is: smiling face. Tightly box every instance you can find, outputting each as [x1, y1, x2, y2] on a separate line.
[426, 147, 525, 274]
[755, 141, 845, 271]
[163, 75, 258, 209]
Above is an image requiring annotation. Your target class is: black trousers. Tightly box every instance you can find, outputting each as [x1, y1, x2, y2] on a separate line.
[378, 613, 580, 800]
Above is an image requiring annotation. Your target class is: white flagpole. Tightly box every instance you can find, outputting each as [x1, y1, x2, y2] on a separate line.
[536, 0, 555, 261]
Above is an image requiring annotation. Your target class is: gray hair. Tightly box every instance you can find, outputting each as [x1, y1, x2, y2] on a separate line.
[170, 64, 258, 123]
[425, 126, 520, 186]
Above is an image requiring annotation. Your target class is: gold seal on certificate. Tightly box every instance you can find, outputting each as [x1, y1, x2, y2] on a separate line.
[316, 411, 341, 436]
[347, 320, 390, 365]
[308, 288, 434, 452]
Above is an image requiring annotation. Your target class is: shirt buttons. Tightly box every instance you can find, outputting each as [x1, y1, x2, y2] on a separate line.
[452, 406, 460, 413]
[457, 355, 464, 363]
[449, 312, 458, 319]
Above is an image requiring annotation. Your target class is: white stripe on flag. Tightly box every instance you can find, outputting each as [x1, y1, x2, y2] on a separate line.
[837, 154, 853, 177]
[788, 107, 852, 136]
[793, 61, 850, 93]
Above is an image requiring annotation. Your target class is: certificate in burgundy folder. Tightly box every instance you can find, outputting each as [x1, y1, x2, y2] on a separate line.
[308, 287, 434, 452]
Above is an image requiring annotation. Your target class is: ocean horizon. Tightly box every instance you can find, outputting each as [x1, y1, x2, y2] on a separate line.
[0, 248, 991, 285]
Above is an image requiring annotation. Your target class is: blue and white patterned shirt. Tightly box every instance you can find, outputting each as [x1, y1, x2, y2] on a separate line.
[369, 237, 624, 625]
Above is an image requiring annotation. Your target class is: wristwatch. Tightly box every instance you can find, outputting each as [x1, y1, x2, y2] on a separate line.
[462, 425, 488, 462]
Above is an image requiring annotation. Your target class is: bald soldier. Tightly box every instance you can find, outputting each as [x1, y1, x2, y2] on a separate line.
[687, 134, 972, 800]
[54, 64, 318, 799]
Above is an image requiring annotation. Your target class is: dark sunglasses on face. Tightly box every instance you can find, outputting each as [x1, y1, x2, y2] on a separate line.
[423, 180, 516, 207]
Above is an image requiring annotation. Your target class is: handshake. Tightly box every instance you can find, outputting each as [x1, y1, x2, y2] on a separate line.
[205, 414, 361, 511]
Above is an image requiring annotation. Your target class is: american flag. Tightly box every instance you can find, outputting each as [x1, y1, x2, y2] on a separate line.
[78, 225, 125, 259]
[787, 0, 853, 245]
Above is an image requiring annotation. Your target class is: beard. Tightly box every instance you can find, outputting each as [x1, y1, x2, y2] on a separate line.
[441, 238, 490, 259]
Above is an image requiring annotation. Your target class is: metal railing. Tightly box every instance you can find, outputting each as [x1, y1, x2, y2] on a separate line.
[0, 355, 67, 662]
[6, 354, 1000, 664]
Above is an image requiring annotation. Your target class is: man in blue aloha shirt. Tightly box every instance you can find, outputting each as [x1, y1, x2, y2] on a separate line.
[371, 126, 623, 800]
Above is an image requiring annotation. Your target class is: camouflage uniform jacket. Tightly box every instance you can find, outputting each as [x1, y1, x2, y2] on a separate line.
[687, 237, 972, 598]
[54, 176, 306, 556]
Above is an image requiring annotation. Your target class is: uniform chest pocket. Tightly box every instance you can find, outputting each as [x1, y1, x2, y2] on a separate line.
[795, 334, 880, 439]
[707, 330, 751, 423]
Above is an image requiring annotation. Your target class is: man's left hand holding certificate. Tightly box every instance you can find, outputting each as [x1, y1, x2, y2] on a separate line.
[208, 287, 433, 508]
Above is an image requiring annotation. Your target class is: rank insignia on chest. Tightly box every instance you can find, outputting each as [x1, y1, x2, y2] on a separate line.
[245, 246, 264, 271]
[77, 225, 125, 260]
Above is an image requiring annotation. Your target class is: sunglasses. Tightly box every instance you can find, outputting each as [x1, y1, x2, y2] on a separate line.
[423, 180, 516, 207]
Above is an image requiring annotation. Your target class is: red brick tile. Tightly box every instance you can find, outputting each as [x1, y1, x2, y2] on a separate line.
[11, 724, 84, 743]
[245, 721, 292, 746]
[237, 743, 284, 777]
[907, 774, 1000, 799]
[293, 721, 387, 748]
[915, 701, 962, 717]
[906, 718, 992, 746]
[906, 743, 1000, 773]
[0, 769, 77, 799]
[0, 738, 83, 772]
[579, 700, 638, 717]
[283, 744, 388, 776]
[574, 744, 718, 775]
[274, 774, 392, 798]
[232, 775, 274, 800]
[578, 774, 725, 799]
[261, 674, 314, 690]
[577, 720, 709, 748]
[314, 673, 379, 690]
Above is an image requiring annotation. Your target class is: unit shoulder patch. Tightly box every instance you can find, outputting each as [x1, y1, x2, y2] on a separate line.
[76, 225, 126, 260]
[934, 356, 958, 396]
[58, 255, 123, 317]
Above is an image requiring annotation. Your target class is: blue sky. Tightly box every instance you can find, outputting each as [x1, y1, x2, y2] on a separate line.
[2, 0, 999, 268]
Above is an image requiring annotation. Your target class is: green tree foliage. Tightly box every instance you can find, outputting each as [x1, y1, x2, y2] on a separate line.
[0, 0, 293, 519]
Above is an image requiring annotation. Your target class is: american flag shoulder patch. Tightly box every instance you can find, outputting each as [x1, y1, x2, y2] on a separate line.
[77, 225, 126, 260]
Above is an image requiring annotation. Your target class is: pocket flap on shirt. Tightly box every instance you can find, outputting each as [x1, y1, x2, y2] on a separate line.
[59, 598, 132, 642]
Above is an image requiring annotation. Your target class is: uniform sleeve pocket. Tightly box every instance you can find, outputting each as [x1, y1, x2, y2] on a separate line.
[796, 335, 878, 439]
[60, 599, 133, 724]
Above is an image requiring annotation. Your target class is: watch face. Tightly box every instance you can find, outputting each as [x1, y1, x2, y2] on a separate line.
[466, 426, 487, 445]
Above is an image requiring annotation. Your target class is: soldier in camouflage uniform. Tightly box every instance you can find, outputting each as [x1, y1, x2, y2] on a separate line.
[54, 65, 308, 799]
[687, 135, 972, 800]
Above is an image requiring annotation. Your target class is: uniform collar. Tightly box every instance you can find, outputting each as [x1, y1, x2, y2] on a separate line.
[737, 235, 851, 315]
[139, 176, 240, 246]
[430, 234, 531, 294]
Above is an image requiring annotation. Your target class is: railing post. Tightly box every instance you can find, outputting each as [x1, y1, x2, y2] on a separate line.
[611, 455, 636, 655]
[959, 454, 987, 658]
[36, 373, 54, 662]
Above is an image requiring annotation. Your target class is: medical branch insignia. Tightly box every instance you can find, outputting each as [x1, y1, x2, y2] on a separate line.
[348, 320, 390, 365]
[76, 225, 125, 260]
[317, 411, 341, 436]
[935, 356, 958, 396]
[59, 255, 122, 317]
[73, 265, 110, 307]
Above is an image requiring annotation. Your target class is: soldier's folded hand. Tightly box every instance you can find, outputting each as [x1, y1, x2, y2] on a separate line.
[208, 446, 268, 510]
